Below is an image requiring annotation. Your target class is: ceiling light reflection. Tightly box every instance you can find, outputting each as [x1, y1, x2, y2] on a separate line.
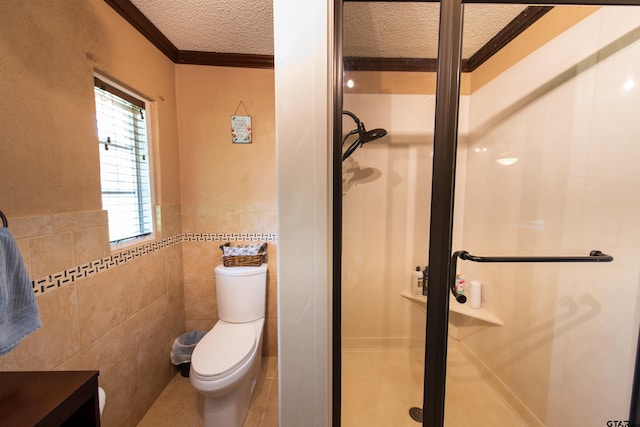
[496, 156, 519, 166]
[623, 77, 635, 91]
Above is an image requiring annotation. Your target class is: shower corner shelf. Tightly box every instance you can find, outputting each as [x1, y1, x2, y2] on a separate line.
[400, 291, 503, 326]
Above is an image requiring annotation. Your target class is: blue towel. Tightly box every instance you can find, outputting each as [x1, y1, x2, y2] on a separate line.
[0, 228, 41, 355]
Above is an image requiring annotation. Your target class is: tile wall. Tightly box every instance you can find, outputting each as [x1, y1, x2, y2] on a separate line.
[182, 236, 279, 357]
[0, 207, 185, 427]
[461, 7, 640, 424]
[0, 205, 278, 426]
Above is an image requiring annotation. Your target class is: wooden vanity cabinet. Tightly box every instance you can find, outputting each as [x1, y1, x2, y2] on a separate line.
[0, 370, 100, 426]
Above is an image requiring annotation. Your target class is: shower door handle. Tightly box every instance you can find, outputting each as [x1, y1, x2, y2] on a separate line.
[449, 249, 613, 304]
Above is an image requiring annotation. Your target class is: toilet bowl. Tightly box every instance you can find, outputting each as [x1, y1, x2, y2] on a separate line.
[190, 263, 267, 427]
[98, 386, 106, 416]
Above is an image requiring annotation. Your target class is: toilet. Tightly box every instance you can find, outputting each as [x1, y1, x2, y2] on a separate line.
[98, 386, 106, 416]
[190, 263, 267, 427]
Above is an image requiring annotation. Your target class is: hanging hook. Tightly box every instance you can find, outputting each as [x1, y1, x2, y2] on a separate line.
[233, 101, 250, 116]
[0, 211, 7, 228]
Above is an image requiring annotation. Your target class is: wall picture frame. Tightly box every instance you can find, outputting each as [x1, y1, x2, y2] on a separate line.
[231, 115, 252, 144]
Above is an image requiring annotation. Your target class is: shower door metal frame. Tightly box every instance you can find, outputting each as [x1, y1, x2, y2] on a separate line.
[333, 1, 640, 426]
[332, 0, 344, 425]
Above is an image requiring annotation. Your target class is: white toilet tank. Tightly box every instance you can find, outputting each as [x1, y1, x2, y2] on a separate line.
[215, 264, 267, 323]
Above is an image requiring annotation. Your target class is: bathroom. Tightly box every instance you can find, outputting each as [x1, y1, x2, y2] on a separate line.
[1, 1, 640, 427]
[0, 1, 277, 426]
[339, 3, 640, 426]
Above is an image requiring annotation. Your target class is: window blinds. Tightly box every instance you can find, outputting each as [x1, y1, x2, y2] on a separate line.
[94, 77, 153, 243]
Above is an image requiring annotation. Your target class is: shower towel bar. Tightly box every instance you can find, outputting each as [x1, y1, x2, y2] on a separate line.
[449, 249, 613, 304]
[0, 211, 7, 228]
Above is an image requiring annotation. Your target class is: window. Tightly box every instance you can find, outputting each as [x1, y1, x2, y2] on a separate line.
[94, 76, 153, 244]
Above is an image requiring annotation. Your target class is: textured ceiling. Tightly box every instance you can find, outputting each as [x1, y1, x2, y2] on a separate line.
[129, 0, 526, 59]
[130, 0, 274, 55]
[344, 3, 526, 58]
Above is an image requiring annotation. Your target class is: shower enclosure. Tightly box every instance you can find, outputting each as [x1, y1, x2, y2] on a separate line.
[334, 1, 640, 426]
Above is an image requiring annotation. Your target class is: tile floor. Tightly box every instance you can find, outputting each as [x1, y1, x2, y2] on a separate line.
[342, 344, 527, 427]
[137, 356, 278, 427]
[139, 345, 525, 427]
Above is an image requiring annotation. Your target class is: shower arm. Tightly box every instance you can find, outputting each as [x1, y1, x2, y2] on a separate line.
[342, 110, 365, 142]
[342, 110, 361, 127]
[449, 249, 614, 304]
[342, 128, 359, 147]
[341, 110, 365, 161]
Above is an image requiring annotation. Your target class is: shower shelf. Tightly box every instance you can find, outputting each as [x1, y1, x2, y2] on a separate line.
[400, 291, 503, 326]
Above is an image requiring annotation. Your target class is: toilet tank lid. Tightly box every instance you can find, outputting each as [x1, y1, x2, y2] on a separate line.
[215, 264, 267, 277]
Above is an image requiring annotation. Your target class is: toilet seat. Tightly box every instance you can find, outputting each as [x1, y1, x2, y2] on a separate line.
[191, 323, 256, 380]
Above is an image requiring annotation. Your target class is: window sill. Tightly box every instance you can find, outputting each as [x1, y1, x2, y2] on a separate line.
[110, 233, 156, 252]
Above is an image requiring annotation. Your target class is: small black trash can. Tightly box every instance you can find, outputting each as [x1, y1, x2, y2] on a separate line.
[171, 330, 207, 377]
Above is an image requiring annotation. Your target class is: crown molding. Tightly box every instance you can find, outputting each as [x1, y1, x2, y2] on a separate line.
[104, 1, 550, 72]
[176, 51, 274, 69]
[344, 57, 438, 72]
[344, 6, 552, 72]
[104, 0, 273, 69]
[104, 0, 178, 61]
[464, 6, 553, 72]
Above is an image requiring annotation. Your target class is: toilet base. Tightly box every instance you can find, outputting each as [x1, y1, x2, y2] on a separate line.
[203, 357, 261, 427]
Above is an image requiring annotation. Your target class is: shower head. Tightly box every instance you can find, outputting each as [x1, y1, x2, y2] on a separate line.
[342, 110, 387, 161]
[343, 128, 387, 161]
[362, 128, 387, 143]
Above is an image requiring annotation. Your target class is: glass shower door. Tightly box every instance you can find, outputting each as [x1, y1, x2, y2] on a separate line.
[434, 3, 640, 426]
[340, 2, 440, 426]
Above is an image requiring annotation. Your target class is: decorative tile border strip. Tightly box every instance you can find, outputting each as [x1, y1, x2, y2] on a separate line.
[31, 232, 277, 295]
[182, 232, 278, 242]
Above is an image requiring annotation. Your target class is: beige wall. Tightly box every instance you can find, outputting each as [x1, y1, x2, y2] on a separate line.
[469, 6, 597, 93]
[341, 92, 469, 349]
[175, 64, 278, 356]
[461, 7, 640, 425]
[0, 2, 280, 425]
[0, 1, 184, 426]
